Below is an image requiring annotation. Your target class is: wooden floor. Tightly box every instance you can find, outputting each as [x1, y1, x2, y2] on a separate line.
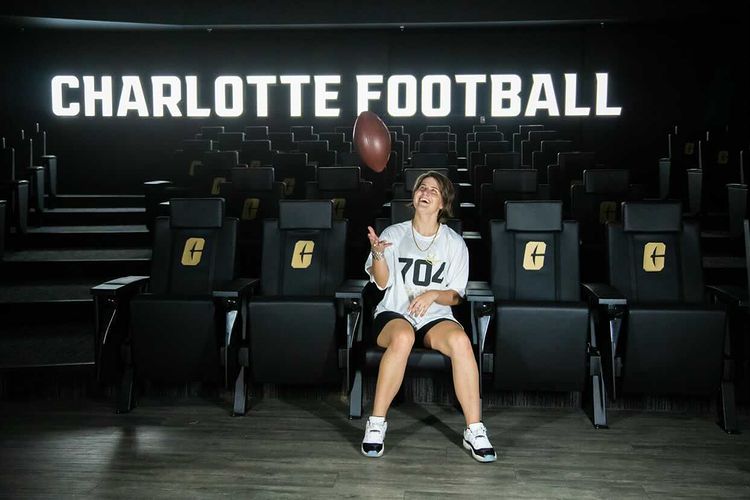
[1, 398, 750, 499]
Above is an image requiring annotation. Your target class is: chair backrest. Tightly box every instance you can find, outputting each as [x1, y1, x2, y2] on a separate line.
[150, 198, 237, 296]
[570, 169, 633, 241]
[608, 201, 704, 304]
[479, 169, 546, 235]
[513, 124, 544, 152]
[244, 126, 269, 139]
[291, 126, 317, 141]
[319, 133, 351, 154]
[200, 126, 225, 140]
[217, 132, 245, 151]
[260, 200, 346, 296]
[0, 140, 15, 181]
[269, 132, 296, 152]
[182, 139, 213, 153]
[418, 141, 455, 153]
[522, 130, 559, 166]
[474, 125, 497, 133]
[490, 201, 580, 301]
[411, 152, 452, 168]
[240, 140, 274, 166]
[221, 167, 285, 225]
[426, 125, 451, 133]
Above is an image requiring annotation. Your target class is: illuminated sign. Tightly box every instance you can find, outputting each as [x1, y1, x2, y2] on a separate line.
[51, 73, 621, 118]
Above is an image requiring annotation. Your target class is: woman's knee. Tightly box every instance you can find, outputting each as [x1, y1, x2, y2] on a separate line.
[447, 330, 473, 358]
[381, 326, 415, 353]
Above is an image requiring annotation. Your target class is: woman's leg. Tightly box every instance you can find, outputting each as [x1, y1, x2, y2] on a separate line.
[372, 318, 415, 418]
[424, 321, 481, 426]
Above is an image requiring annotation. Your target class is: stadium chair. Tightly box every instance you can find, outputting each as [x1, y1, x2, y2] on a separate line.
[512, 124, 544, 153]
[219, 167, 285, 277]
[240, 140, 274, 167]
[269, 132, 296, 152]
[234, 200, 361, 415]
[0, 138, 29, 234]
[91, 198, 254, 413]
[198, 126, 225, 141]
[319, 132, 352, 155]
[468, 200, 607, 428]
[521, 130, 560, 167]
[272, 152, 315, 199]
[216, 132, 245, 152]
[585, 201, 738, 432]
[244, 126, 269, 139]
[306, 167, 377, 277]
[291, 125, 318, 141]
[296, 140, 337, 167]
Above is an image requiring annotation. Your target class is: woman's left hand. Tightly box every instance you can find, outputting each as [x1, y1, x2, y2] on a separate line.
[408, 291, 439, 317]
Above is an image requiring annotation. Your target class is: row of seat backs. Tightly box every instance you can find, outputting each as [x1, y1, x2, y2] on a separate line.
[152, 197, 345, 296]
[491, 200, 705, 304]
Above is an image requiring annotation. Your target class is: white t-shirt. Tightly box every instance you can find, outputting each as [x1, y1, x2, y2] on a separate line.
[364, 220, 469, 329]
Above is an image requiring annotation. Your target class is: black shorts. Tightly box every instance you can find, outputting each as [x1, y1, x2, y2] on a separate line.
[372, 311, 463, 347]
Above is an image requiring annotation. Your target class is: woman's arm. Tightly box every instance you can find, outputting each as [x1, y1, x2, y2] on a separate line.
[407, 289, 461, 317]
[367, 226, 392, 289]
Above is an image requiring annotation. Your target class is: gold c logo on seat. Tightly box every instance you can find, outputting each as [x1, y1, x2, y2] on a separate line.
[283, 177, 296, 196]
[599, 201, 618, 224]
[188, 160, 202, 176]
[211, 177, 226, 195]
[718, 151, 729, 165]
[643, 242, 666, 272]
[242, 198, 260, 220]
[181, 238, 205, 266]
[684, 142, 695, 155]
[291, 240, 315, 269]
[332, 198, 346, 219]
[522, 241, 546, 271]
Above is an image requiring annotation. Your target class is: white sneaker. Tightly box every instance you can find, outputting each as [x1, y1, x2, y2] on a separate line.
[361, 416, 387, 457]
[463, 422, 497, 463]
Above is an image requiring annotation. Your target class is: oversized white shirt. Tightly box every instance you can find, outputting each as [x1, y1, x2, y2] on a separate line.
[364, 220, 469, 329]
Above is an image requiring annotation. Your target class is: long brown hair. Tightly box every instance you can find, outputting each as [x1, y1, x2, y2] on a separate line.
[411, 170, 455, 222]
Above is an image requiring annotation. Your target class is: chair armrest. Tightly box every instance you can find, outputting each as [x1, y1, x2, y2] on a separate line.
[582, 283, 627, 307]
[336, 279, 368, 300]
[466, 281, 494, 303]
[212, 278, 259, 299]
[91, 276, 149, 299]
[706, 285, 748, 308]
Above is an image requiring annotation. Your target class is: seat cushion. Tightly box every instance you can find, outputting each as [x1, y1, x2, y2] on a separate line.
[130, 295, 218, 383]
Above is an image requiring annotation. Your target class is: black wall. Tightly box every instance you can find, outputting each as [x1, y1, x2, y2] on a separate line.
[2, 14, 748, 194]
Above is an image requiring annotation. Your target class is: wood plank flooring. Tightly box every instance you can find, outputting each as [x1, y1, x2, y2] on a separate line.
[1, 399, 749, 499]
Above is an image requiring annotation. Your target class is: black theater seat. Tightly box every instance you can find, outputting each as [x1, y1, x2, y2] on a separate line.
[244, 126, 269, 140]
[269, 132, 296, 152]
[272, 152, 314, 199]
[296, 140, 337, 167]
[199, 151, 240, 196]
[570, 169, 643, 281]
[0, 138, 29, 234]
[91, 198, 253, 414]
[240, 140, 274, 167]
[512, 124, 544, 154]
[234, 200, 359, 415]
[521, 130, 560, 167]
[548, 151, 599, 214]
[585, 201, 737, 432]
[468, 141, 512, 179]
[469, 201, 607, 428]
[220, 167, 285, 277]
[531, 140, 574, 183]
[198, 126, 225, 141]
[478, 169, 551, 238]
[216, 132, 246, 152]
[472, 152, 521, 202]
[290, 125, 318, 141]
[319, 132, 352, 155]
[305, 167, 376, 277]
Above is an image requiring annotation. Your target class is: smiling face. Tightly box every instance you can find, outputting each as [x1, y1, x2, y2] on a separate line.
[412, 175, 445, 217]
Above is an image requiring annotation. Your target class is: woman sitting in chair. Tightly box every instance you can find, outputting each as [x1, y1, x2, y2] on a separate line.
[362, 170, 496, 463]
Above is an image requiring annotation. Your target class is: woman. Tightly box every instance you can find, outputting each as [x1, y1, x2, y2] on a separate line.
[362, 171, 496, 463]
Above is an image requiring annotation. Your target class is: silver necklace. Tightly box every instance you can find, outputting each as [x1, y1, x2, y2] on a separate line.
[411, 221, 439, 252]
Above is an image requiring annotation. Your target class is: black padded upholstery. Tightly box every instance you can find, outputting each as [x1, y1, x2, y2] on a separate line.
[487, 200, 589, 393]
[129, 198, 238, 384]
[248, 200, 347, 385]
[603, 201, 728, 402]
